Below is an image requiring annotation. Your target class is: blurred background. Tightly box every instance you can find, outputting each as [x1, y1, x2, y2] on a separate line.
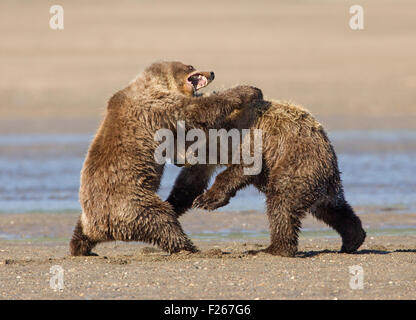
[0, 1, 415, 224]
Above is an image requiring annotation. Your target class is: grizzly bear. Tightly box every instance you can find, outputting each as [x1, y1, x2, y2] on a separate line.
[167, 100, 366, 257]
[69, 61, 263, 256]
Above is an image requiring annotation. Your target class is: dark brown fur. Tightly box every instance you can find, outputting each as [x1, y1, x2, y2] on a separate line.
[69, 61, 262, 256]
[167, 101, 366, 257]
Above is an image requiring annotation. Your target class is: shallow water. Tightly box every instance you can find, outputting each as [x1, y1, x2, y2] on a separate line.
[0, 131, 415, 214]
[2, 227, 415, 242]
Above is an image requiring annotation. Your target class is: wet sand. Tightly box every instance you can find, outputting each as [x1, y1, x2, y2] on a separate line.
[0, 211, 415, 299]
[1, 237, 415, 300]
[1, 211, 416, 240]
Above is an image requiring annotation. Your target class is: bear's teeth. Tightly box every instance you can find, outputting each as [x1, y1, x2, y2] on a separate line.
[197, 76, 207, 89]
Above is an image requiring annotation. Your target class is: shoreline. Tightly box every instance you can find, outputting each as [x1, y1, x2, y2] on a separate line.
[1, 211, 416, 241]
[0, 211, 415, 299]
[2, 115, 416, 135]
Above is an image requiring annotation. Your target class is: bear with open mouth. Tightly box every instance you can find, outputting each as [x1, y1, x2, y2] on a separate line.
[70, 61, 262, 256]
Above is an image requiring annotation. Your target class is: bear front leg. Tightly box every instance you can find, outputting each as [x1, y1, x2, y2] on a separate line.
[193, 165, 253, 211]
[167, 164, 216, 217]
[263, 194, 306, 257]
[173, 86, 263, 130]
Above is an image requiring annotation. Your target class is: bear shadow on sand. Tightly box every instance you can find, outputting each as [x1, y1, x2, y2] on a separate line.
[242, 247, 416, 258]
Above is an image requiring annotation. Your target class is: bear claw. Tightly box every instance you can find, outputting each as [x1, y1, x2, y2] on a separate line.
[192, 193, 230, 211]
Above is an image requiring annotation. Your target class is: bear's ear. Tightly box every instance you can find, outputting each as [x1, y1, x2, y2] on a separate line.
[146, 62, 164, 77]
[107, 91, 128, 110]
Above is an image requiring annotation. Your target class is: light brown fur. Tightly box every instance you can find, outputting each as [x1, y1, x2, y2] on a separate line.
[168, 100, 366, 257]
[69, 61, 262, 256]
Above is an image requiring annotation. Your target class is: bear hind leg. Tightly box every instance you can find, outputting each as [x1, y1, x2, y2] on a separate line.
[69, 218, 98, 256]
[112, 201, 198, 254]
[312, 199, 366, 253]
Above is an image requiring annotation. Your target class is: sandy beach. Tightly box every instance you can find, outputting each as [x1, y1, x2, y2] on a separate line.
[0, 211, 415, 300]
[1, 0, 416, 132]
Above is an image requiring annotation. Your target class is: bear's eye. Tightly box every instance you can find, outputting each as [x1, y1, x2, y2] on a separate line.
[187, 65, 194, 72]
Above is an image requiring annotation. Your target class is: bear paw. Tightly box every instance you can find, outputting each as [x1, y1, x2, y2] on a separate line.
[235, 85, 263, 105]
[263, 245, 297, 257]
[192, 191, 230, 211]
[340, 228, 366, 253]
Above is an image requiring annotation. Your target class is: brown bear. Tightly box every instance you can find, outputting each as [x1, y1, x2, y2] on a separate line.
[167, 100, 366, 257]
[69, 61, 263, 256]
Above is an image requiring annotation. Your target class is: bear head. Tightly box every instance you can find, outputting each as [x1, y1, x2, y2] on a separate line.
[144, 61, 215, 96]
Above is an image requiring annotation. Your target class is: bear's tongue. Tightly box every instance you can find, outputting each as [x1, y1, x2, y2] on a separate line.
[189, 74, 208, 90]
[196, 75, 207, 89]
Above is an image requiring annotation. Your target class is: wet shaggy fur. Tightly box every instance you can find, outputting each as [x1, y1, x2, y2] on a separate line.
[167, 101, 366, 257]
[69, 61, 263, 256]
